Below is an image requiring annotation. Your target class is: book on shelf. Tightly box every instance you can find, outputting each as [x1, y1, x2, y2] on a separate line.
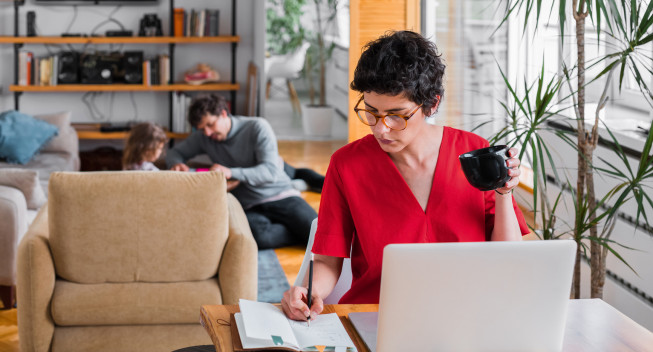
[19, 54, 66, 87]
[173, 8, 185, 37]
[209, 10, 220, 36]
[172, 92, 192, 133]
[142, 60, 151, 86]
[27, 52, 33, 86]
[140, 54, 169, 86]
[149, 58, 158, 85]
[177, 8, 220, 37]
[186, 9, 193, 38]
[33, 57, 39, 86]
[232, 299, 357, 352]
[158, 54, 169, 85]
[190, 9, 196, 37]
[51, 55, 58, 86]
[198, 10, 205, 38]
[18, 51, 34, 86]
[39, 56, 51, 86]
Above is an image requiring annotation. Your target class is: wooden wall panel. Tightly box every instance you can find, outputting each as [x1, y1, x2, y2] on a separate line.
[347, 0, 421, 142]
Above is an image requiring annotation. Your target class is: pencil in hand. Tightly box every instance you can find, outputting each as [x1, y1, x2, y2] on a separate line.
[306, 253, 314, 326]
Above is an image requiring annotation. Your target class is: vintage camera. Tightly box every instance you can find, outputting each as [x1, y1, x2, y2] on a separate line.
[139, 14, 163, 37]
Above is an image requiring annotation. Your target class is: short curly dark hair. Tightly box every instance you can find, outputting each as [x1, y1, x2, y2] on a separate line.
[350, 31, 445, 116]
[188, 94, 230, 128]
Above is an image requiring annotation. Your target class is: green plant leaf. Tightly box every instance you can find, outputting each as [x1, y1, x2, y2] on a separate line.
[586, 236, 638, 274]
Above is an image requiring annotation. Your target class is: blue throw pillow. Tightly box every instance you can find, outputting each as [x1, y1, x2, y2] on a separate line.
[0, 110, 59, 164]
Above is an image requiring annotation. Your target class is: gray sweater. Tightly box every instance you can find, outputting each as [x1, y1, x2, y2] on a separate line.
[166, 115, 293, 209]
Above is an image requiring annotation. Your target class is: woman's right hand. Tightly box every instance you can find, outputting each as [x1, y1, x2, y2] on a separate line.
[281, 286, 324, 321]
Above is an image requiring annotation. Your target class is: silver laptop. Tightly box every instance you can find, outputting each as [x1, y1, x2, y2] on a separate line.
[349, 240, 576, 352]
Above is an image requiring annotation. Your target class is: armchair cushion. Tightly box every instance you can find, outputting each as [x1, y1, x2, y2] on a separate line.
[0, 110, 58, 164]
[51, 279, 222, 326]
[48, 171, 229, 284]
[0, 169, 46, 210]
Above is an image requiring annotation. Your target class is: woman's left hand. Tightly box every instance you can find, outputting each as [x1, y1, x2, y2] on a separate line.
[495, 147, 521, 196]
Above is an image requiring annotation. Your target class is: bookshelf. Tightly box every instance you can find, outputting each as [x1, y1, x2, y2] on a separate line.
[2, 0, 240, 136]
[0, 36, 240, 44]
[10, 83, 240, 92]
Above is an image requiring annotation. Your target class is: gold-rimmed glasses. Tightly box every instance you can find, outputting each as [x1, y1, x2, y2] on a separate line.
[353, 96, 423, 131]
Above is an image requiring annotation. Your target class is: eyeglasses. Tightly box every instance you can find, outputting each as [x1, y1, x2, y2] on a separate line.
[353, 96, 423, 131]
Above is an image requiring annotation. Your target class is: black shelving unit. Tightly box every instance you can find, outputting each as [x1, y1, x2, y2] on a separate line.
[7, 0, 239, 132]
[167, 0, 239, 129]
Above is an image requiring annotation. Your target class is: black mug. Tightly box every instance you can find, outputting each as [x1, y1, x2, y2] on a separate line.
[459, 145, 511, 191]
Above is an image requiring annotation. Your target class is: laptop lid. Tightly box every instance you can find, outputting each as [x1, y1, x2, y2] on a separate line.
[372, 240, 576, 352]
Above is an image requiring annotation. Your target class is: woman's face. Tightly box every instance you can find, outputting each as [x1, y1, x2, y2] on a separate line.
[363, 92, 427, 154]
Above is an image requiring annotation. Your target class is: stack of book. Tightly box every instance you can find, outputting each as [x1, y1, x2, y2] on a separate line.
[142, 54, 170, 86]
[18, 51, 59, 86]
[172, 92, 192, 133]
[174, 8, 220, 37]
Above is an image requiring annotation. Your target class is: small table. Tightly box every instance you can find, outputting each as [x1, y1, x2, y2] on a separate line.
[200, 304, 377, 352]
[200, 299, 653, 352]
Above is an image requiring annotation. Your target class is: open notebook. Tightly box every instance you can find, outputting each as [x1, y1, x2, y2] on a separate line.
[234, 299, 357, 352]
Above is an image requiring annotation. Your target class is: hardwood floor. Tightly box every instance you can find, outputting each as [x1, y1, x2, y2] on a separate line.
[274, 140, 347, 286]
[0, 307, 17, 352]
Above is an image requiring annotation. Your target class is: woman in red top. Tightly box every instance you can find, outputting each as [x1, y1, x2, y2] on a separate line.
[281, 31, 529, 321]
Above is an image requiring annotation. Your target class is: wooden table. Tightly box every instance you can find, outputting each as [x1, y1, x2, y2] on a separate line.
[200, 299, 653, 352]
[200, 304, 378, 352]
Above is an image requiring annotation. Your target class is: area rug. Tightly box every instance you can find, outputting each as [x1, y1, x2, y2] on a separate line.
[258, 249, 290, 303]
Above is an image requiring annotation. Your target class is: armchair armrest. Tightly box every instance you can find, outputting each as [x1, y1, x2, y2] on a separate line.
[218, 194, 258, 304]
[0, 185, 28, 286]
[17, 205, 56, 352]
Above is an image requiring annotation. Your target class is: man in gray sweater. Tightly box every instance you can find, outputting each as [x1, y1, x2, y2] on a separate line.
[166, 94, 317, 249]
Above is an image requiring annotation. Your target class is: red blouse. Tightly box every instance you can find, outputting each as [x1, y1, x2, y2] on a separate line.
[311, 127, 530, 304]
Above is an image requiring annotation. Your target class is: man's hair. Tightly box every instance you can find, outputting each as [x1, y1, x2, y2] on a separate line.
[188, 94, 230, 128]
[350, 30, 445, 116]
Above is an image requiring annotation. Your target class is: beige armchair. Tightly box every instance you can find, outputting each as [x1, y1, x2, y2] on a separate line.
[17, 171, 258, 352]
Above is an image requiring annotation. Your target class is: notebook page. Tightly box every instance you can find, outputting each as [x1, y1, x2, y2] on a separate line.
[239, 299, 300, 348]
[289, 313, 356, 350]
[234, 313, 300, 350]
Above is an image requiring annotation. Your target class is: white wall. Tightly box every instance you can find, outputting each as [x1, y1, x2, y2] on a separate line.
[0, 0, 265, 125]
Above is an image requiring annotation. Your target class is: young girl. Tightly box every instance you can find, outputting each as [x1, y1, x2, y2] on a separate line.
[122, 122, 167, 171]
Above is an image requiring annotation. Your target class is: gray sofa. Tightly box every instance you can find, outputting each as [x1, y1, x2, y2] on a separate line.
[0, 111, 79, 309]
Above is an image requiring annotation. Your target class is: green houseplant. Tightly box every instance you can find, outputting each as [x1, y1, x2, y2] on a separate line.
[491, 0, 653, 299]
[266, 0, 307, 55]
[302, 0, 340, 137]
[303, 0, 339, 107]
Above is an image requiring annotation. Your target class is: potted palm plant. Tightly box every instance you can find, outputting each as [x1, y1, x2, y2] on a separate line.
[302, 0, 339, 137]
[490, 0, 653, 300]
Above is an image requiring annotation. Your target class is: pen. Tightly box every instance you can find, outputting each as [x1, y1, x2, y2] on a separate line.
[306, 253, 314, 326]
